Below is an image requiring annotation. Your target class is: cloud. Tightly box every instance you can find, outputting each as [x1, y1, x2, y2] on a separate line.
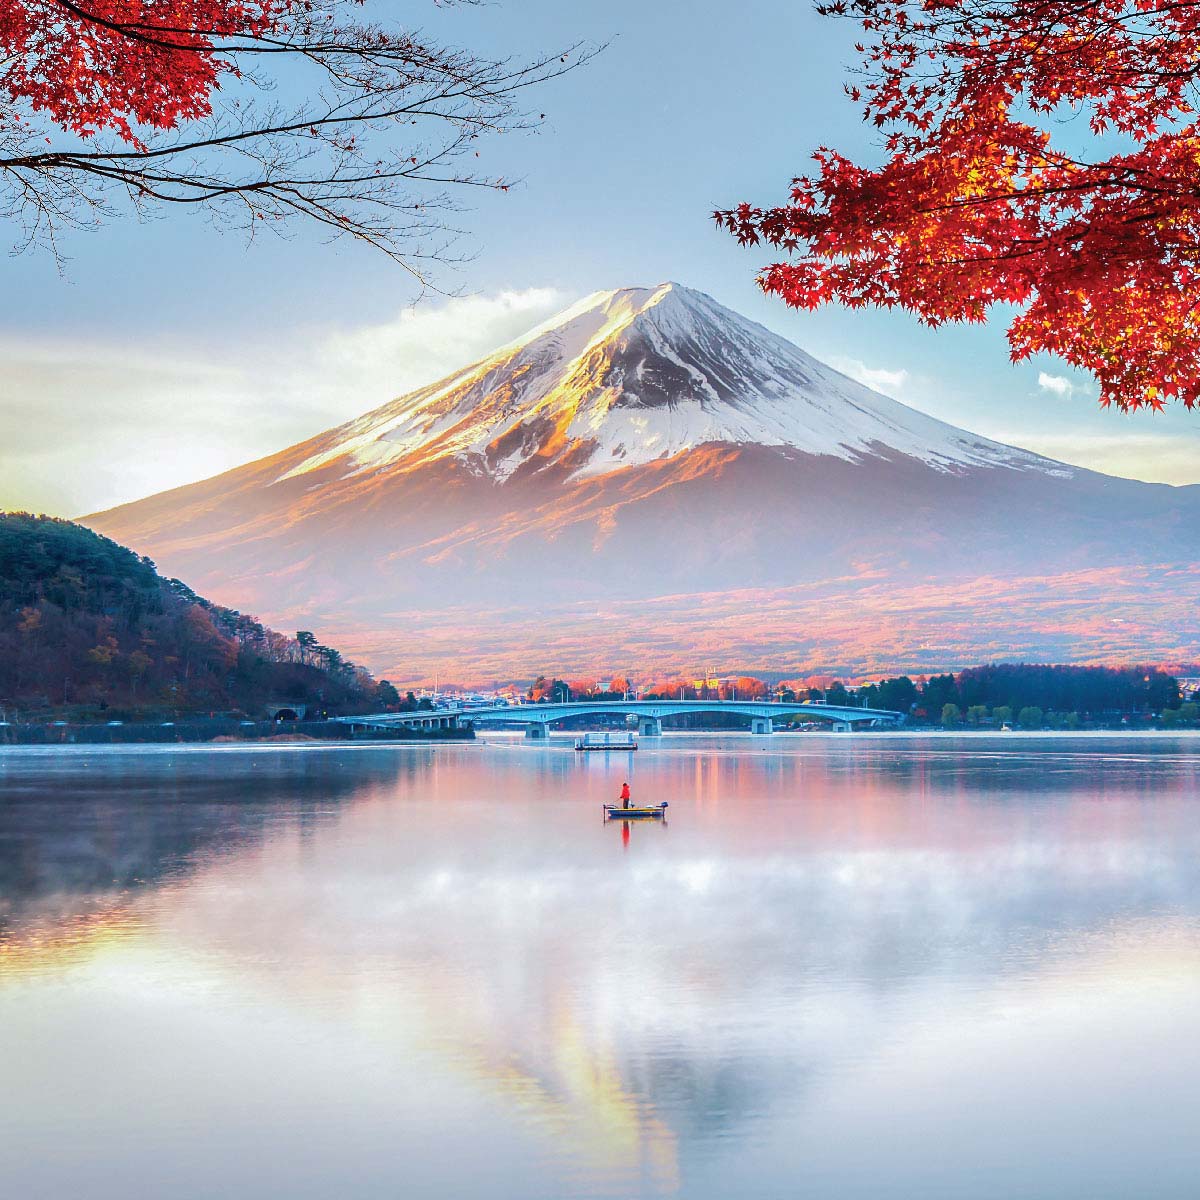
[828, 357, 909, 395]
[1012, 432, 1200, 486]
[1037, 372, 1075, 397]
[314, 288, 565, 409]
[0, 288, 568, 516]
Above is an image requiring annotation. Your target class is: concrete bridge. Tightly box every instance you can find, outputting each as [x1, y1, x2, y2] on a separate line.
[335, 698, 904, 737]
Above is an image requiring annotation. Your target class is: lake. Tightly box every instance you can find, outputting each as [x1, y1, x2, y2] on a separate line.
[1, 735, 1198, 1199]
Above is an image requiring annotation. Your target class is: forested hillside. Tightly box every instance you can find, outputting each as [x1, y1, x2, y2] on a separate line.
[0, 513, 396, 719]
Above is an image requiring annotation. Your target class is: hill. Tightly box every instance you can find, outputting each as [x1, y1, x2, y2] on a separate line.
[0, 513, 396, 718]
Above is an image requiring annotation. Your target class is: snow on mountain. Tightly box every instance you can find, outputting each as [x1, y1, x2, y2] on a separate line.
[83, 280, 1200, 685]
[279, 282, 1068, 485]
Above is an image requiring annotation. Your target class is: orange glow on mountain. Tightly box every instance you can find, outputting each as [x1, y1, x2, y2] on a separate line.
[82, 285, 1200, 686]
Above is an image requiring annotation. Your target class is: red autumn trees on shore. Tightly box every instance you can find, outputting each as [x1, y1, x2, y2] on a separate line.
[716, 1, 1200, 411]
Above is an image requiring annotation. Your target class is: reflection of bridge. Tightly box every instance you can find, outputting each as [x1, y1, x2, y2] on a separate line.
[335, 699, 904, 737]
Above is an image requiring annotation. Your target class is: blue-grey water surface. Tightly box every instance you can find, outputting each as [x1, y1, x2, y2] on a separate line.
[1, 734, 1198, 1199]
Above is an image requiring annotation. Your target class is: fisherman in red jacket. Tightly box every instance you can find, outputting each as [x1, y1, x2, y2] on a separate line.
[620, 782, 631, 809]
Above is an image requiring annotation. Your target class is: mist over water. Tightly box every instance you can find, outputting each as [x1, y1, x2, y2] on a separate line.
[2, 736, 1199, 1199]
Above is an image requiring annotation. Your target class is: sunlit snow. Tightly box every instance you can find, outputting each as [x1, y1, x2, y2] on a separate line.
[279, 283, 1070, 485]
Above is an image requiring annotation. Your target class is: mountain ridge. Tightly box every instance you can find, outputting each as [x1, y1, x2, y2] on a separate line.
[267, 282, 1071, 489]
[82, 282, 1200, 684]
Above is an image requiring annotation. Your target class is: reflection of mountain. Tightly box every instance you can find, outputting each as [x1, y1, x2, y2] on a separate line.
[85, 283, 1200, 683]
[4, 742, 1200, 1190]
[0, 749, 415, 936]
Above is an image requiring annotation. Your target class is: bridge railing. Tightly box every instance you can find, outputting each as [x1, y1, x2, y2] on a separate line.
[334, 699, 903, 728]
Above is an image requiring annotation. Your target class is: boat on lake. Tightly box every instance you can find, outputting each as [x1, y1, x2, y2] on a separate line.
[603, 802, 668, 820]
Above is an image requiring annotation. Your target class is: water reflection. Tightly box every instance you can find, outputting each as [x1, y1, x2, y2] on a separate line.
[1, 738, 1199, 1199]
[0, 746, 424, 946]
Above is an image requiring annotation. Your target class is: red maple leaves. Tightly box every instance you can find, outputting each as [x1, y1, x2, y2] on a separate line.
[0, 1, 283, 146]
[715, 1, 1200, 411]
[0, 3, 585, 272]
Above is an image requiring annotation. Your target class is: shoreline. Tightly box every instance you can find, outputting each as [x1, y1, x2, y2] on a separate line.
[2, 727, 1197, 753]
[0, 718, 475, 747]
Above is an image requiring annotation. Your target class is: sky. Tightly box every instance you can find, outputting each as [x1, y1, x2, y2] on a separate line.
[3, 0, 1199, 517]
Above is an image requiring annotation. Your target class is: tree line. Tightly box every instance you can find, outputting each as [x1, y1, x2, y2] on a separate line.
[0, 513, 398, 720]
[517, 664, 1196, 729]
[861, 664, 1188, 729]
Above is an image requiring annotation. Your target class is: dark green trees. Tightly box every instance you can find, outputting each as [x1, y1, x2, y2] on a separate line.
[0, 513, 386, 718]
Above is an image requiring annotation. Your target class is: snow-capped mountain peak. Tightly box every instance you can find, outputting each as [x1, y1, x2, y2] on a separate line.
[280, 282, 1066, 484]
[86, 283, 1200, 689]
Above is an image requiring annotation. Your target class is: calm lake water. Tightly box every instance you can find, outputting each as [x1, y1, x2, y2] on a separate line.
[1, 734, 1199, 1199]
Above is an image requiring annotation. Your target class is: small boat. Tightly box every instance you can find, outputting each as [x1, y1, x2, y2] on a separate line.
[575, 733, 637, 751]
[603, 802, 668, 820]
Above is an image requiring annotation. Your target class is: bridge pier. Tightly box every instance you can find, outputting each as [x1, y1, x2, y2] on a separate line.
[750, 717, 774, 735]
[525, 722, 550, 740]
[832, 721, 851, 732]
[638, 717, 662, 737]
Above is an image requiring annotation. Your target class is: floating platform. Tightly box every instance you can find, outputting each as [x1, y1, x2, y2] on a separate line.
[603, 802, 668, 820]
[575, 735, 637, 751]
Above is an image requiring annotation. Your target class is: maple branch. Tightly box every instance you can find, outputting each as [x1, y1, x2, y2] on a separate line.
[0, 1, 598, 279]
[719, 0, 1200, 410]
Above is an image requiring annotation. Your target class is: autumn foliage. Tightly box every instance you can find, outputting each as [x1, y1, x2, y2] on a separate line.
[0, 2, 585, 271]
[0, 0, 279, 145]
[0, 512, 390, 715]
[715, 0, 1200, 411]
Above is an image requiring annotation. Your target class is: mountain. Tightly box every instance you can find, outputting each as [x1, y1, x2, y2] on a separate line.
[84, 283, 1200, 685]
[274, 283, 1056, 482]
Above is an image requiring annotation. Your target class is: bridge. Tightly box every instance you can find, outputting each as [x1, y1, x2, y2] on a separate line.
[334, 698, 904, 737]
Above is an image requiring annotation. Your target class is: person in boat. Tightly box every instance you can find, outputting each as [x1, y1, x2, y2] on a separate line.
[620, 782, 631, 809]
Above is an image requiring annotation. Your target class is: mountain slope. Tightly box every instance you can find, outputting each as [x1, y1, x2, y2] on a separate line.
[84, 283, 1200, 684]
[276, 282, 1062, 484]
